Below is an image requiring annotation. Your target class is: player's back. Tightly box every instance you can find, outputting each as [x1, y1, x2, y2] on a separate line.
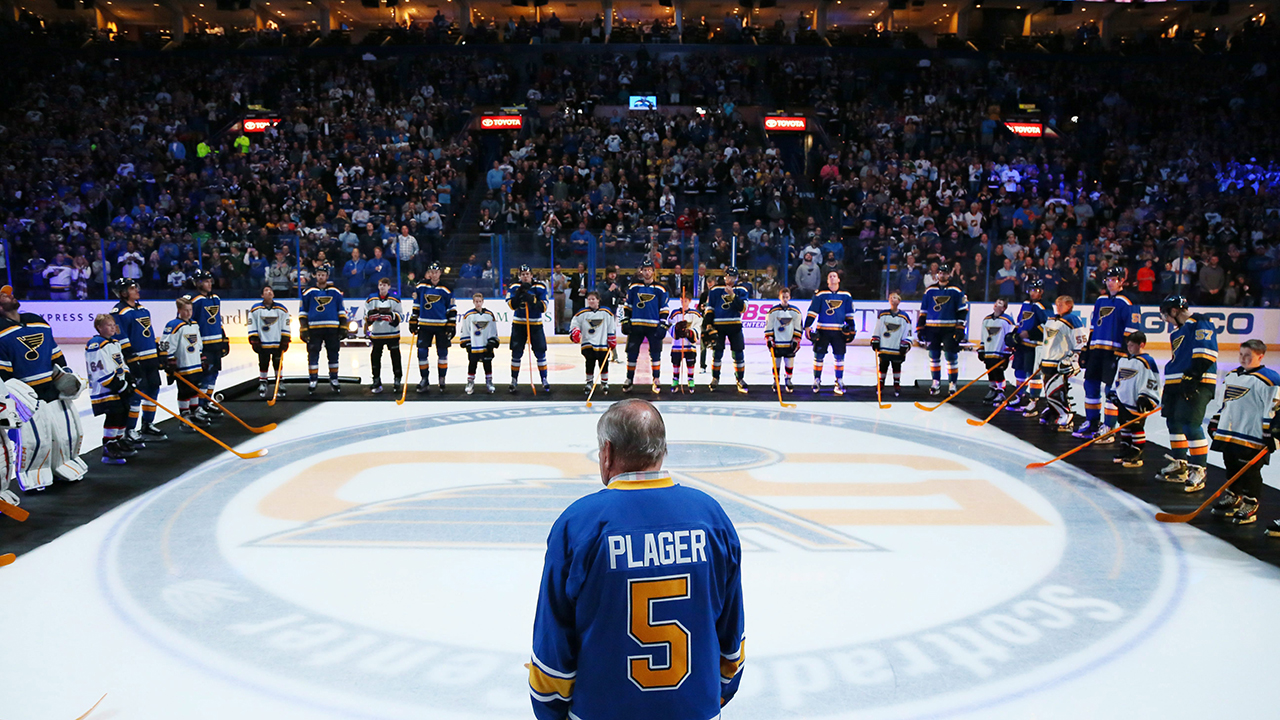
[532, 477, 744, 720]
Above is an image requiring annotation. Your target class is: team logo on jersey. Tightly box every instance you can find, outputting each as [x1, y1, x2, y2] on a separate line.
[138, 316, 153, 338]
[1224, 385, 1251, 402]
[17, 333, 43, 361]
[104, 406, 1181, 720]
[777, 317, 792, 327]
[824, 299, 844, 314]
[587, 319, 603, 330]
[204, 306, 220, 324]
[313, 297, 333, 313]
[474, 319, 490, 330]
[1099, 307, 1115, 319]
[932, 296, 952, 312]
[1171, 336, 1184, 353]
[1117, 368, 1137, 381]
[261, 316, 278, 328]
[1021, 311, 1033, 322]
[422, 294, 443, 309]
[635, 293, 656, 309]
[986, 326, 1001, 339]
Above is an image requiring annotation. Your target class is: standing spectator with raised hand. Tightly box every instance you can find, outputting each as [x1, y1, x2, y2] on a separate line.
[365, 246, 393, 290]
[43, 252, 75, 301]
[268, 250, 293, 294]
[118, 241, 145, 285]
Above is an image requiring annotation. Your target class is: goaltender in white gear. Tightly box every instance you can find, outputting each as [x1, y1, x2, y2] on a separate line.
[6, 367, 87, 492]
[0, 382, 24, 507]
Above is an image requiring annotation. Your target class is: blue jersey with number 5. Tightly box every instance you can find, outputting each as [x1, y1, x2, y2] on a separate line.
[530, 472, 745, 720]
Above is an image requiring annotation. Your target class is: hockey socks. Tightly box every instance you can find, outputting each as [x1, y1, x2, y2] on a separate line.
[834, 359, 844, 382]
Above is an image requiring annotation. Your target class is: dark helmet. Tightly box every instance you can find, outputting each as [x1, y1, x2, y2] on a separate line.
[724, 266, 739, 277]
[936, 263, 952, 276]
[112, 278, 138, 298]
[1104, 266, 1126, 281]
[640, 259, 654, 269]
[519, 264, 532, 274]
[316, 263, 333, 275]
[428, 261, 442, 272]
[1159, 295, 1189, 317]
[1026, 278, 1044, 292]
[190, 268, 213, 282]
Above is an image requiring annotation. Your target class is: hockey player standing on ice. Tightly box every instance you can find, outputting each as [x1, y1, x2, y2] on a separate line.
[1156, 295, 1218, 491]
[160, 296, 209, 428]
[620, 260, 670, 395]
[0, 284, 68, 402]
[1076, 267, 1140, 442]
[917, 263, 968, 396]
[110, 278, 167, 443]
[530, 399, 745, 720]
[86, 313, 137, 465]
[299, 264, 347, 395]
[247, 285, 290, 399]
[1008, 279, 1050, 414]
[458, 292, 499, 395]
[667, 293, 700, 393]
[765, 286, 803, 393]
[978, 298, 1015, 405]
[410, 262, 456, 394]
[804, 271, 856, 395]
[571, 291, 617, 395]
[189, 269, 229, 418]
[1033, 295, 1084, 432]
[871, 291, 912, 397]
[365, 277, 404, 395]
[704, 267, 751, 393]
[1109, 331, 1161, 468]
[1207, 340, 1280, 530]
[508, 265, 551, 394]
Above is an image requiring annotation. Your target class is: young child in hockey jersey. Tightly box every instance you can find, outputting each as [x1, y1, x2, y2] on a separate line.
[365, 277, 404, 394]
[247, 285, 290, 399]
[979, 298, 1015, 405]
[765, 286, 803, 393]
[1110, 331, 1161, 468]
[668, 294, 701, 393]
[1208, 339, 1280, 529]
[1034, 296, 1084, 432]
[86, 314, 137, 465]
[458, 293, 499, 394]
[571, 291, 618, 395]
[160, 297, 208, 429]
[871, 291, 912, 397]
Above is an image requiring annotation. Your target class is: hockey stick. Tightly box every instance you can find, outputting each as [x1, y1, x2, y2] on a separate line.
[175, 374, 277, 433]
[133, 389, 267, 459]
[767, 341, 796, 409]
[967, 369, 1040, 427]
[74, 693, 108, 720]
[0, 497, 29, 522]
[0, 552, 14, 568]
[874, 350, 890, 409]
[1156, 445, 1270, 523]
[1025, 406, 1162, 469]
[399, 339, 416, 406]
[916, 357, 1007, 412]
[268, 354, 283, 407]
[524, 303, 538, 396]
[586, 380, 599, 408]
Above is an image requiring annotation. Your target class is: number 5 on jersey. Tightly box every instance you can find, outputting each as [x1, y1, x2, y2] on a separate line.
[628, 575, 691, 691]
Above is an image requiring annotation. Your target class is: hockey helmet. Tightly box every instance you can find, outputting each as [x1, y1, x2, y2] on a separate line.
[112, 277, 138, 298]
[724, 266, 739, 277]
[315, 263, 333, 276]
[1026, 278, 1044, 292]
[936, 263, 952, 276]
[639, 259, 654, 269]
[1104, 266, 1126, 281]
[428, 261, 442, 272]
[1159, 295, 1189, 317]
[191, 268, 214, 283]
[519, 264, 532, 274]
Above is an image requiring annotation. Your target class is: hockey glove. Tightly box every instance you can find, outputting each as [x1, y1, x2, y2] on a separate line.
[249, 337, 261, 354]
[1136, 396, 1157, 414]
[620, 318, 632, 336]
[299, 324, 310, 344]
[765, 335, 775, 350]
[570, 327, 582, 344]
[461, 338, 471, 351]
[805, 328, 817, 344]
[279, 339, 290, 354]
[165, 364, 176, 385]
[870, 339, 881, 352]
[200, 354, 210, 372]
[608, 335, 617, 350]
[220, 333, 230, 357]
[487, 337, 500, 351]
[445, 324, 456, 342]
[1208, 413, 1220, 439]
[900, 341, 911, 356]
[408, 317, 419, 335]
[730, 295, 746, 313]
[1180, 376, 1201, 401]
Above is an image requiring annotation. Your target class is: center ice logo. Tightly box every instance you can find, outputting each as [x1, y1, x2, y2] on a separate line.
[103, 406, 1182, 719]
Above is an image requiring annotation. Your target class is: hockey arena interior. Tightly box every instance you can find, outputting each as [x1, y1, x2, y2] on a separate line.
[3, 4, 1280, 717]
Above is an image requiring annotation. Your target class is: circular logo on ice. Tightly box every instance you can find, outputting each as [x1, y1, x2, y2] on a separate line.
[101, 405, 1183, 719]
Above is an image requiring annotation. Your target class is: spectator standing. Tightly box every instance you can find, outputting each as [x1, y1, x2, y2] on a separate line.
[344, 249, 367, 298]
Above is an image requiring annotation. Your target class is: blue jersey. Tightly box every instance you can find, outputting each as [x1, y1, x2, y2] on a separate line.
[1165, 313, 1219, 387]
[804, 289, 855, 331]
[706, 285, 750, 326]
[507, 281, 549, 321]
[411, 282, 456, 328]
[1015, 299, 1051, 346]
[1088, 293, 1139, 353]
[190, 291, 226, 347]
[530, 471, 745, 720]
[111, 300, 159, 363]
[921, 285, 968, 329]
[622, 282, 671, 328]
[0, 313, 65, 390]
[300, 284, 347, 329]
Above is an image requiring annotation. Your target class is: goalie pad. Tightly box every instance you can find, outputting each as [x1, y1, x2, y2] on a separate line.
[52, 399, 87, 482]
[5, 379, 54, 491]
[0, 383, 23, 506]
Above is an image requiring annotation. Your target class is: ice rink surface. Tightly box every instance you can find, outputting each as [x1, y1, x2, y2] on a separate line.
[5, 393, 1280, 719]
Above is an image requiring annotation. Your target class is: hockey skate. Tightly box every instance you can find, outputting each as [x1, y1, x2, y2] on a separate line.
[812, 380, 821, 393]
[371, 381, 384, 394]
[686, 381, 694, 394]
[439, 383, 448, 395]
[1056, 417, 1075, 433]
[833, 381, 845, 396]
[622, 380, 634, 394]
[1022, 402, 1040, 418]
[1092, 426, 1116, 445]
[929, 383, 940, 396]
[308, 383, 317, 396]
[1230, 496, 1259, 525]
[391, 378, 402, 396]
[101, 442, 129, 465]
[259, 383, 268, 399]
[736, 379, 749, 395]
[1210, 490, 1241, 518]
[1113, 442, 1144, 468]
[507, 382, 518, 395]
[107, 438, 137, 458]
[981, 387, 999, 405]
[466, 380, 475, 395]
[1156, 455, 1190, 483]
[486, 382, 496, 394]
[126, 429, 147, 448]
[1184, 464, 1207, 493]
[193, 407, 214, 425]
[601, 382, 609, 395]
[1264, 520, 1280, 538]
[417, 380, 430, 394]
[203, 402, 224, 417]
[1071, 420, 1094, 439]
[140, 424, 167, 441]
[709, 378, 719, 392]
[330, 380, 341, 394]
[587, 382, 595, 396]
[893, 384, 901, 397]
[784, 378, 794, 393]
[182, 411, 210, 428]
[541, 382, 552, 394]
[651, 383, 661, 395]
[277, 386, 287, 399]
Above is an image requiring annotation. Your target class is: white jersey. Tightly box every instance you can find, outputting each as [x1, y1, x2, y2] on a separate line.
[364, 293, 404, 340]
[43, 263, 75, 292]
[160, 318, 203, 375]
[764, 305, 804, 348]
[247, 302, 290, 349]
[872, 310, 912, 350]
[1114, 354, 1162, 411]
[668, 307, 701, 352]
[86, 334, 128, 408]
[1036, 315, 1081, 368]
[1211, 366, 1280, 450]
[459, 308, 498, 355]
[980, 313, 1016, 356]
[570, 308, 616, 352]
